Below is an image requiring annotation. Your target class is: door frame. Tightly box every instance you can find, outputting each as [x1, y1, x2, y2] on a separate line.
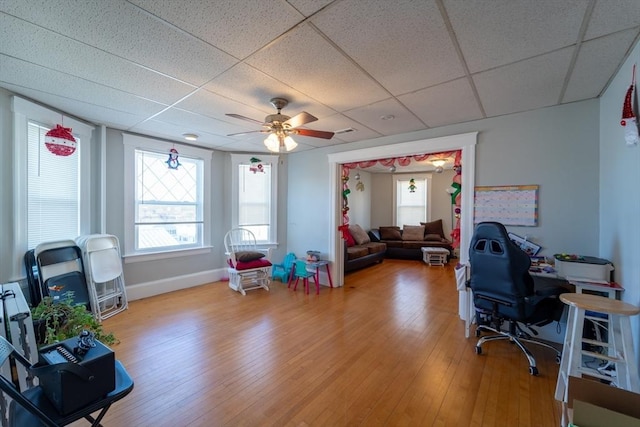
[327, 131, 477, 288]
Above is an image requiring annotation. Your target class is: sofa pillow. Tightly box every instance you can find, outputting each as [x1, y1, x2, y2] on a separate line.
[349, 224, 370, 245]
[345, 229, 356, 247]
[235, 250, 265, 262]
[379, 226, 402, 240]
[421, 219, 445, 238]
[425, 233, 443, 242]
[402, 225, 425, 241]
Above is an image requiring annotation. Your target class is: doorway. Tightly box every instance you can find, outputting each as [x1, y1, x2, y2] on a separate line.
[327, 131, 477, 288]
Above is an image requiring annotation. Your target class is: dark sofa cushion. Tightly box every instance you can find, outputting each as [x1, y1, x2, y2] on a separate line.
[346, 246, 369, 260]
[235, 250, 265, 262]
[384, 240, 404, 248]
[425, 233, 444, 242]
[421, 219, 445, 238]
[363, 242, 387, 254]
[402, 225, 425, 241]
[349, 224, 371, 245]
[379, 226, 402, 240]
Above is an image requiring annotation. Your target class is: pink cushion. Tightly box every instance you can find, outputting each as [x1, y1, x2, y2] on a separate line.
[230, 258, 272, 270]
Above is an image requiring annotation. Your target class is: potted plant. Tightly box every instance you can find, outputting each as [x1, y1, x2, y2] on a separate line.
[31, 292, 117, 347]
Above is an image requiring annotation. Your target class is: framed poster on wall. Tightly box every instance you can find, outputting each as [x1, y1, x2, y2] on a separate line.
[473, 185, 539, 226]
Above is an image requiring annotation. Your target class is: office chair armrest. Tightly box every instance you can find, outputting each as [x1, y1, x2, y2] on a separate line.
[534, 285, 566, 298]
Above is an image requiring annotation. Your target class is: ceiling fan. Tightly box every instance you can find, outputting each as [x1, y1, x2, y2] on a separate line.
[226, 97, 334, 152]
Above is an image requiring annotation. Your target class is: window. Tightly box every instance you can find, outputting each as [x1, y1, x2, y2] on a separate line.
[393, 174, 432, 226]
[231, 154, 278, 244]
[11, 96, 94, 278]
[123, 134, 212, 259]
[27, 122, 81, 248]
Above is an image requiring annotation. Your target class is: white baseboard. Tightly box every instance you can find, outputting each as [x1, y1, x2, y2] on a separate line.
[126, 268, 228, 301]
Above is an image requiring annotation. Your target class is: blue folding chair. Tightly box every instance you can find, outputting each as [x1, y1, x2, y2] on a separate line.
[272, 252, 296, 283]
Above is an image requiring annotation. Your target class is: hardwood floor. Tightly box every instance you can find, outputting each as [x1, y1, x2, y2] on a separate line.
[85, 259, 563, 426]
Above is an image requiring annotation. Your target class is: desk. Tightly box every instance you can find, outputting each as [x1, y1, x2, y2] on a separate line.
[567, 278, 624, 300]
[288, 260, 333, 288]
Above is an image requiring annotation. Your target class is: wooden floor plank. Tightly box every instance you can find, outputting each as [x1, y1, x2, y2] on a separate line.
[69, 259, 563, 426]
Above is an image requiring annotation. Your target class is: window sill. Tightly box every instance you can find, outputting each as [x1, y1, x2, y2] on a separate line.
[123, 246, 212, 264]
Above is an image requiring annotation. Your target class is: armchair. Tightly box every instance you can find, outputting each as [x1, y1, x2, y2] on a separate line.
[469, 222, 566, 375]
[224, 228, 272, 295]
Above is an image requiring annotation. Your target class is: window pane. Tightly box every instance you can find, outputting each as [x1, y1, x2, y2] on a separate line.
[238, 164, 271, 230]
[27, 122, 80, 248]
[134, 149, 203, 251]
[396, 178, 427, 226]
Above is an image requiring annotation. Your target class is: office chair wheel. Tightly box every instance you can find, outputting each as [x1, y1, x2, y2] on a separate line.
[556, 355, 561, 364]
[475, 329, 482, 337]
[475, 346, 482, 355]
[529, 366, 539, 376]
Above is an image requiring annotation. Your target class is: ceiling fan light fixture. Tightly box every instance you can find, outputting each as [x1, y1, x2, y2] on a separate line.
[283, 135, 297, 151]
[182, 133, 198, 141]
[264, 133, 280, 152]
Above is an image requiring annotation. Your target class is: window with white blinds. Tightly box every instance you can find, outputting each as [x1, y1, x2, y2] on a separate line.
[27, 122, 80, 248]
[231, 154, 278, 244]
[393, 175, 432, 226]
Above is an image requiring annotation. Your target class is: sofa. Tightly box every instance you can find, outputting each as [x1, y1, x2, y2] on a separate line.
[370, 219, 454, 261]
[344, 224, 387, 272]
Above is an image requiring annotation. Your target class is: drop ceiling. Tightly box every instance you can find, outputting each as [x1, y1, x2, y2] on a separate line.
[1, 0, 639, 153]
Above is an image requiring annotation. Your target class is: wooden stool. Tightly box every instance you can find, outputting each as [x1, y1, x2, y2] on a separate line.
[555, 293, 640, 404]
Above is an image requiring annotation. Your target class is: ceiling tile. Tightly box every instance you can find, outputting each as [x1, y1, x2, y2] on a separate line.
[246, 23, 389, 112]
[287, 0, 334, 17]
[0, 14, 195, 105]
[0, 55, 168, 117]
[446, 0, 587, 73]
[310, 114, 381, 143]
[344, 98, 426, 135]
[150, 107, 249, 138]
[585, 0, 640, 40]
[175, 88, 273, 126]
[473, 48, 573, 117]
[129, 0, 304, 59]
[129, 119, 236, 148]
[203, 63, 336, 119]
[311, 0, 464, 95]
[398, 78, 484, 127]
[1, 0, 237, 86]
[564, 29, 639, 103]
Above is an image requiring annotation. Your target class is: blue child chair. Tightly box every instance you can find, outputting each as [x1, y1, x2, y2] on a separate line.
[272, 252, 296, 283]
[292, 259, 319, 294]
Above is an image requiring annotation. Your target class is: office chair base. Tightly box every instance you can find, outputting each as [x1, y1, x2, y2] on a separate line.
[475, 325, 561, 375]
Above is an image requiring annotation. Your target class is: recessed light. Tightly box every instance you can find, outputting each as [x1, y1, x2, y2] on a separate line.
[183, 133, 198, 141]
[380, 115, 395, 121]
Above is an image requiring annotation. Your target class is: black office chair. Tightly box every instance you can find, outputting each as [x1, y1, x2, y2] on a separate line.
[0, 336, 133, 426]
[469, 222, 566, 375]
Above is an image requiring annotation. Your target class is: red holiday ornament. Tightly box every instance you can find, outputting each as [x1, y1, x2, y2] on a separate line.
[620, 64, 640, 147]
[44, 124, 77, 156]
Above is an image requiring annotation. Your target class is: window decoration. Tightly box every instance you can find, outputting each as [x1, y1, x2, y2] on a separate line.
[621, 64, 639, 147]
[166, 147, 181, 169]
[408, 178, 416, 193]
[355, 172, 364, 192]
[44, 124, 77, 157]
[249, 157, 265, 173]
[341, 166, 350, 225]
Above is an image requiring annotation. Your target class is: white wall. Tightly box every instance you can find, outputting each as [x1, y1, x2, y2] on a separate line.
[599, 40, 640, 358]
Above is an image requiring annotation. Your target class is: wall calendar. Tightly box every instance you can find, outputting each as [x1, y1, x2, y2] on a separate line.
[473, 185, 539, 226]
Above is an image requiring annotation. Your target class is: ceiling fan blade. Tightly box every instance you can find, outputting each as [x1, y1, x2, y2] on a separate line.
[227, 130, 267, 137]
[294, 128, 335, 139]
[226, 113, 264, 125]
[284, 111, 317, 128]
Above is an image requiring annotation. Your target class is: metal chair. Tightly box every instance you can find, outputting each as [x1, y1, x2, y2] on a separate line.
[224, 228, 272, 295]
[0, 336, 134, 427]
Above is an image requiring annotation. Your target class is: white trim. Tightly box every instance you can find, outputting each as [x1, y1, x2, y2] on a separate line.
[122, 133, 213, 257]
[123, 246, 212, 263]
[126, 268, 227, 301]
[328, 132, 478, 289]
